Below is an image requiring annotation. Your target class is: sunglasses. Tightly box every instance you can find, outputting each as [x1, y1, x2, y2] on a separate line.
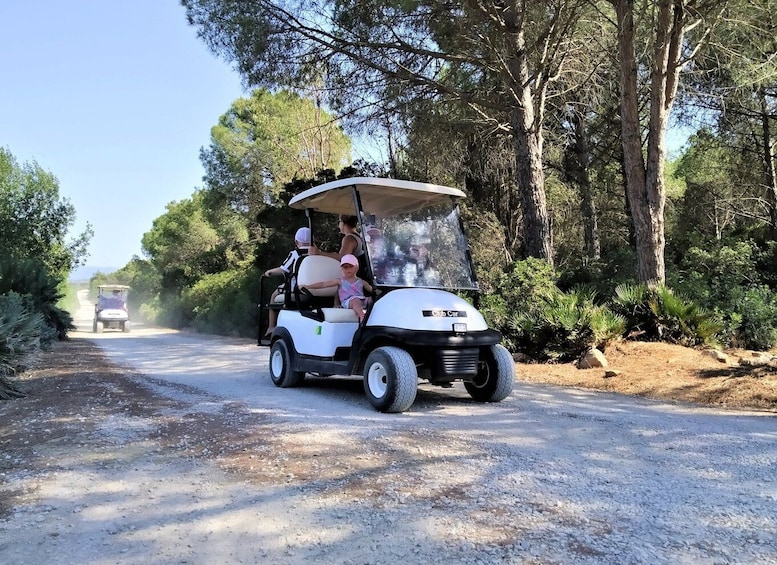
[341, 264, 356, 269]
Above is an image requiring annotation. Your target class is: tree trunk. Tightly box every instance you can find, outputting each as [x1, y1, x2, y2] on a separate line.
[569, 111, 601, 260]
[613, 0, 683, 285]
[760, 87, 777, 240]
[506, 27, 554, 265]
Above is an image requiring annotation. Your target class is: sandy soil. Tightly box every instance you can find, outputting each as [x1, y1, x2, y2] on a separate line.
[517, 340, 777, 412]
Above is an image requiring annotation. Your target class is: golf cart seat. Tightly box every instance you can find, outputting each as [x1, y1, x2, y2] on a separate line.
[293, 255, 359, 323]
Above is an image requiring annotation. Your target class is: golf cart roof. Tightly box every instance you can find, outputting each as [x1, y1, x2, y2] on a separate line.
[98, 284, 130, 291]
[288, 177, 467, 216]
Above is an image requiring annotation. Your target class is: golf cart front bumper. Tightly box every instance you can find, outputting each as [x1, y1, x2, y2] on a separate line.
[359, 326, 503, 379]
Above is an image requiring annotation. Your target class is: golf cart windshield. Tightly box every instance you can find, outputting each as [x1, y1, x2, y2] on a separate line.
[365, 202, 477, 290]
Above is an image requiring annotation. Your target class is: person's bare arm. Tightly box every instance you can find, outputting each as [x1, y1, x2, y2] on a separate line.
[301, 278, 339, 290]
[264, 267, 284, 277]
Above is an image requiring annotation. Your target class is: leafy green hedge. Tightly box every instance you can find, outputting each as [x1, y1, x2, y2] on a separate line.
[180, 265, 260, 337]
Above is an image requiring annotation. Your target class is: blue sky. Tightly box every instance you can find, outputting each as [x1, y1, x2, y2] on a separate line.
[1, 1, 246, 268]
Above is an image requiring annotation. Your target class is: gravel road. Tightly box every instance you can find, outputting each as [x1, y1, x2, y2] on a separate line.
[1, 291, 776, 564]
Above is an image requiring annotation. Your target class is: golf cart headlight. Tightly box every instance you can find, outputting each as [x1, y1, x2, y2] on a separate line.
[452, 322, 467, 333]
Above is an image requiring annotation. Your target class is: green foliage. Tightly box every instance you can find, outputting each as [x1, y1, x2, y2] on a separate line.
[669, 242, 757, 307]
[200, 88, 351, 217]
[0, 256, 73, 342]
[460, 204, 510, 295]
[728, 286, 777, 351]
[479, 258, 559, 350]
[556, 248, 638, 298]
[479, 258, 623, 360]
[510, 289, 625, 362]
[666, 241, 777, 350]
[611, 284, 721, 347]
[180, 265, 260, 337]
[0, 292, 47, 375]
[0, 147, 91, 277]
[142, 192, 225, 286]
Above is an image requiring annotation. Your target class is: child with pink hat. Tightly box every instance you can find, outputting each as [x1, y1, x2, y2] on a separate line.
[301, 253, 374, 323]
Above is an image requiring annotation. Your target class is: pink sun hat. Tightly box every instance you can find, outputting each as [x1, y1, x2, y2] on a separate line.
[340, 253, 358, 266]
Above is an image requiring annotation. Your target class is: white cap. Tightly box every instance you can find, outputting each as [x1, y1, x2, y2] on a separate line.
[294, 227, 311, 246]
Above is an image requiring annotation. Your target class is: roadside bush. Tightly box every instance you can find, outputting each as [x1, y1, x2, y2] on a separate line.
[180, 265, 260, 337]
[668, 242, 757, 309]
[667, 241, 777, 349]
[511, 289, 625, 362]
[611, 284, 721, 346]
[0, 256, 72, 342]
[0, 291, 47, 375]
[479, 258, 559, 350]
[727, 286, 777, 350]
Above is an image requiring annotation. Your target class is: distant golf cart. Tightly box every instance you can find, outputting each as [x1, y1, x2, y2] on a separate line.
[260, 177, 514, 413]
[93, 284, 130, 333]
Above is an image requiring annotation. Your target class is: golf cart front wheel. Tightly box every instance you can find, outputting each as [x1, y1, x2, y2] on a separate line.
[465, 344, 515, 402]
[94, 321, 104, 334]
[269, 338, 305, 388]
[363, 346, 418, 413]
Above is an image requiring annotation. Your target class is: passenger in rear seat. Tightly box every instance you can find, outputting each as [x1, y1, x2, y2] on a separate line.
[262, 227, 310, 337]
[308, 215, 369, 281]
[300, 254, 373, 323]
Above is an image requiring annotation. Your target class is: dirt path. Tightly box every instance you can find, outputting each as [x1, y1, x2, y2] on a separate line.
[2, 330, 776, 564]
[1, 290, 776, 563]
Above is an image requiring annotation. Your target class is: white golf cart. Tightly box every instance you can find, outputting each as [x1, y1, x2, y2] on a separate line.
[263, 177, 514, 413]
[93, 284, 130, 333]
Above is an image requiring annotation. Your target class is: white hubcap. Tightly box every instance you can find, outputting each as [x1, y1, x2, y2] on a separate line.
[271, 350, 283, 377]
[367, 362, 388, 398]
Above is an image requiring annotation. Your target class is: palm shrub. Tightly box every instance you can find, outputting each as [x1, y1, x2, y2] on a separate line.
[511, 289, 625, 362]
[611, 283, 721, 346]
[0, 291, 46, 375]
[0, 256, 72, 343]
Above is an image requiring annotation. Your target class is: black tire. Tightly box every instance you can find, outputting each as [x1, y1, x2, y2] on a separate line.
[269, 338, 305, 388]
[464, 344, 514, 402]
[122, 321, 131, 333]
[95, 321, 104, 334]
[363, 346, 418, 413]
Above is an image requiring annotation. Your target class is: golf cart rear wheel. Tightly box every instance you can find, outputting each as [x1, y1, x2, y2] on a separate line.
[363, 346, 418, 413]
[269, 339, 305, 388]
[465, 344, 515, 402]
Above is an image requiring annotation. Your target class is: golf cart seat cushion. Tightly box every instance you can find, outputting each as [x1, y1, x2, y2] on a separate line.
[320, 307, 358, 323]
[295, 255, 343, 297]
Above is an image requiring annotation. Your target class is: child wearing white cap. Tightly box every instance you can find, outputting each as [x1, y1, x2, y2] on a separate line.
[262, 227, 311, 336]
[300, 253, 374, 323]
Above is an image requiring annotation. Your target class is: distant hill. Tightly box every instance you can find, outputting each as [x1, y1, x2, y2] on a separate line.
[69, 266, 120, 282]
